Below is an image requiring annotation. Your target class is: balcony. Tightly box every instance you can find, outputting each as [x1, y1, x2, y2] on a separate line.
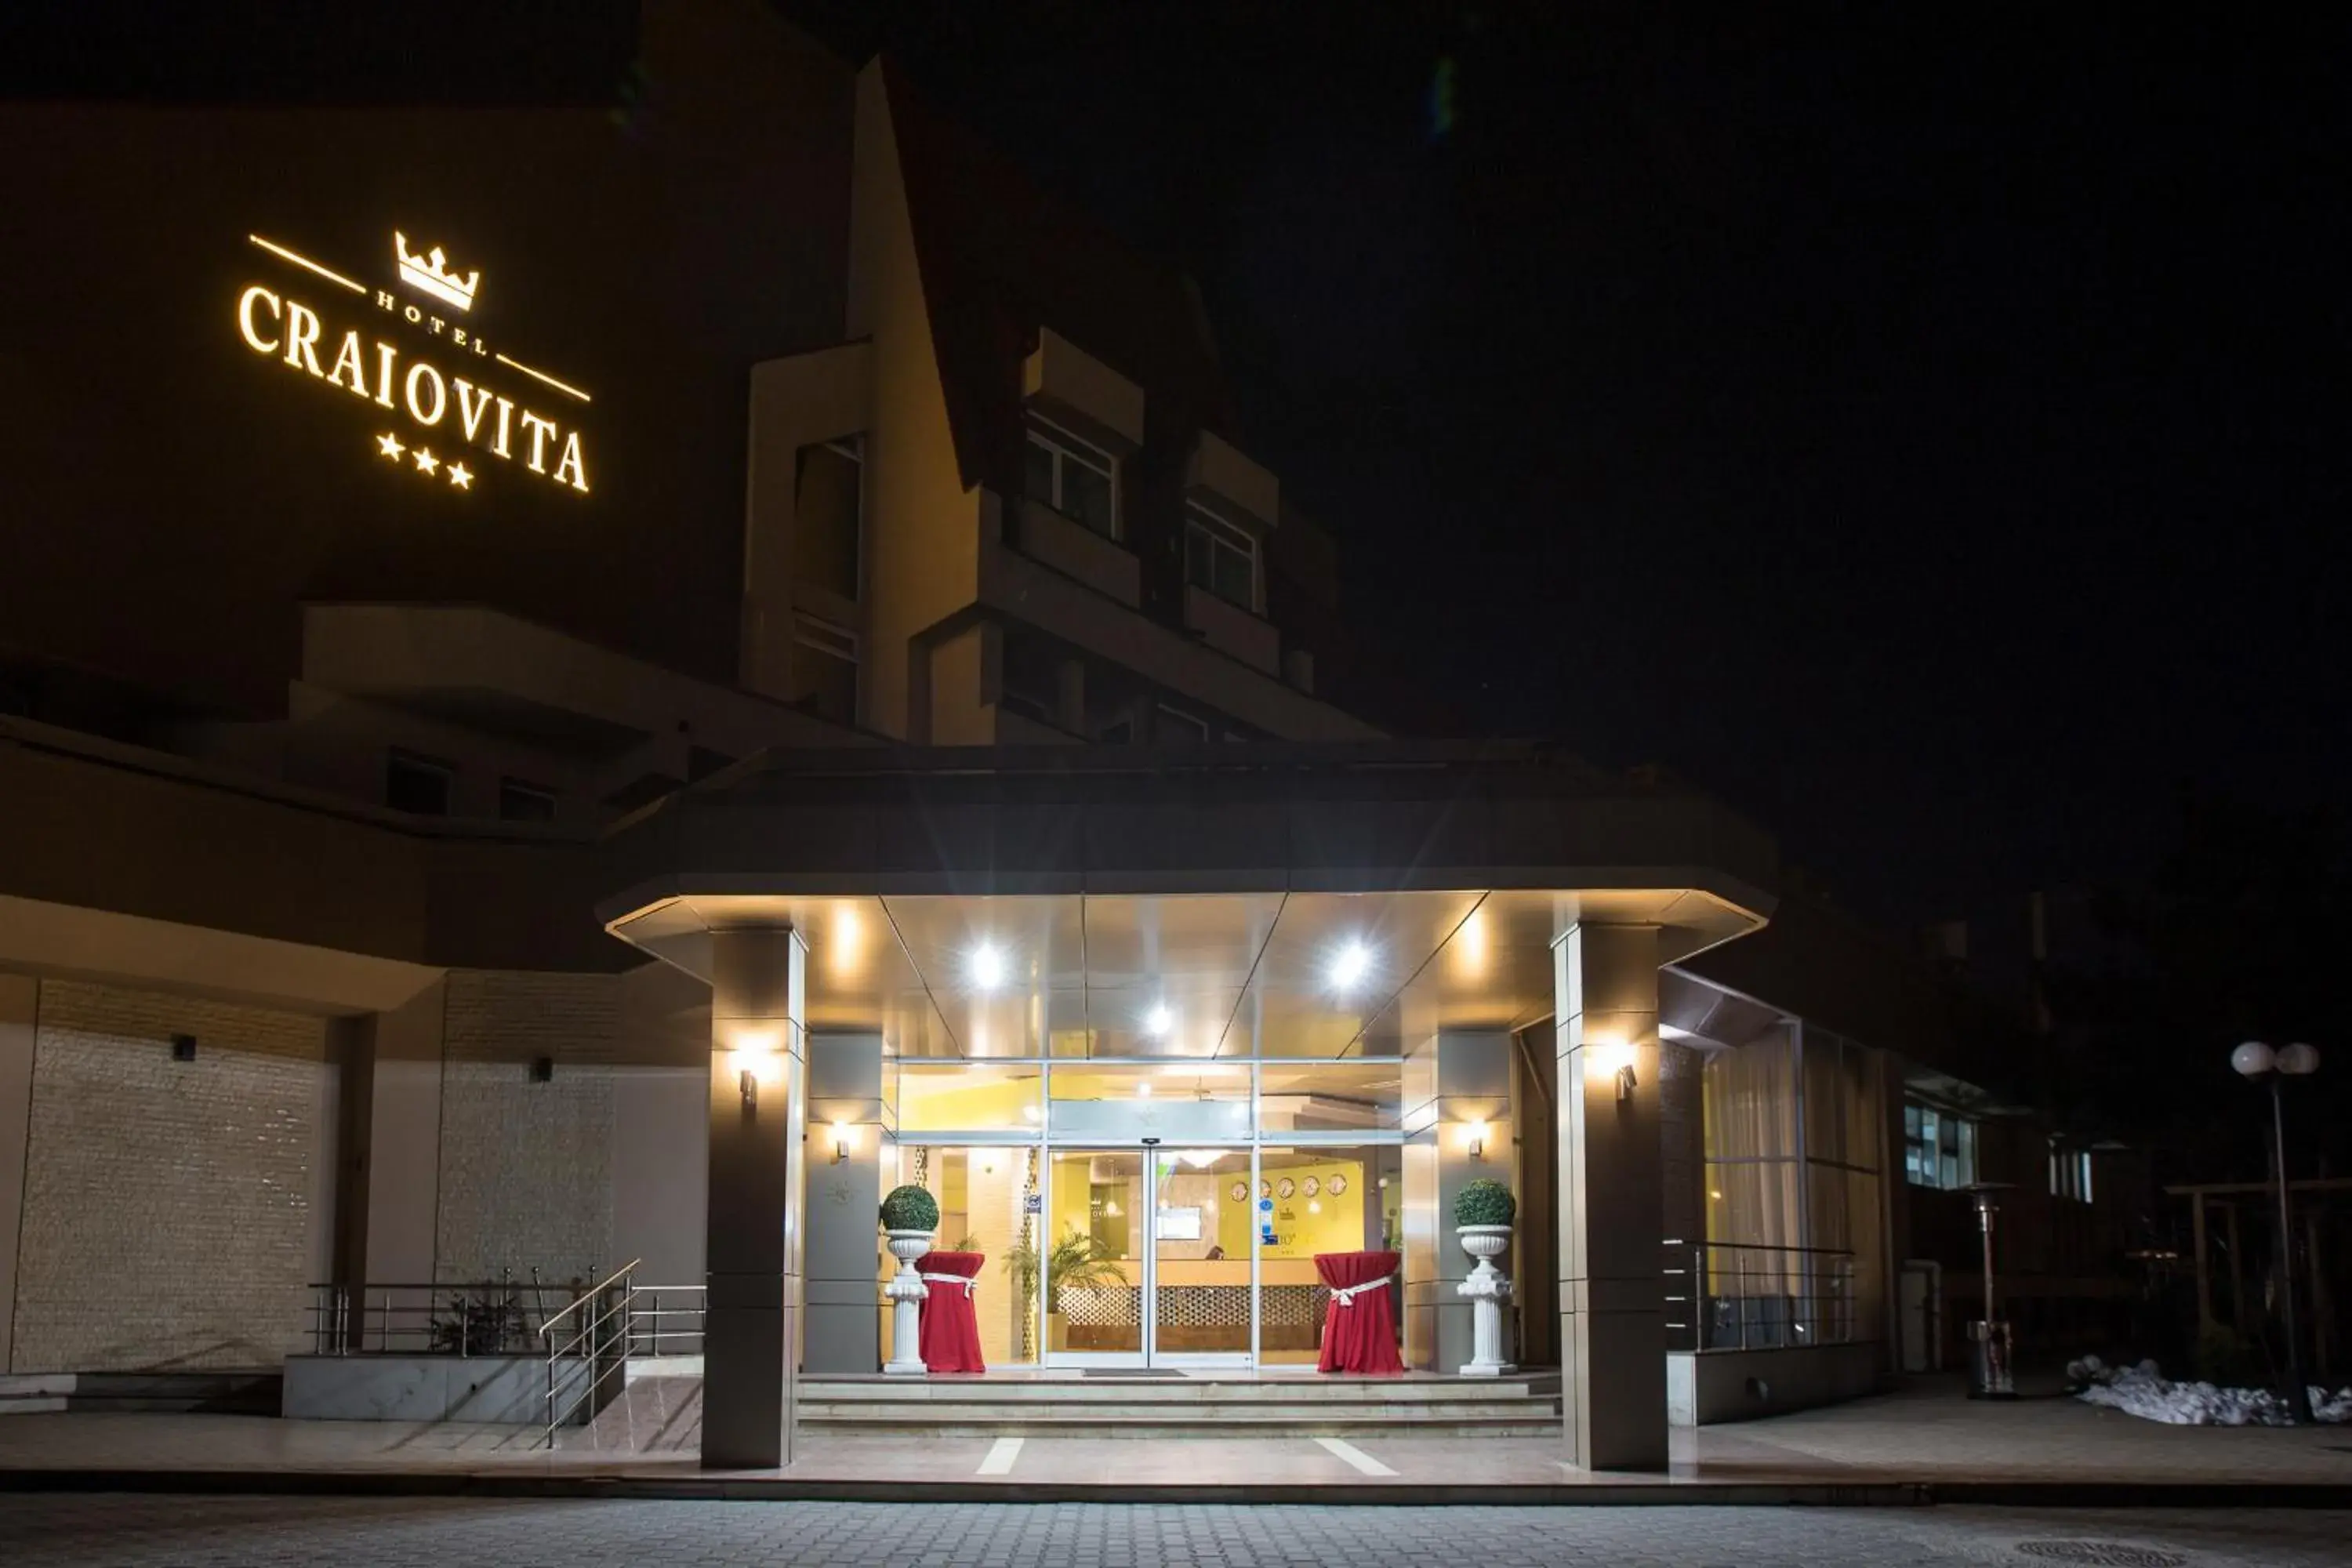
[1014, 497, 1142, 608]
[1183, 584, 1279, 677]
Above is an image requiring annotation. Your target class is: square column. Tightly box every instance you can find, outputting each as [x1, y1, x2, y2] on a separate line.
[1555, 923, 1667, 1471]
[802, 1033, 886, 1374]
[1401, 1029, 1514, 1371]
[703, 926, 808, 1470]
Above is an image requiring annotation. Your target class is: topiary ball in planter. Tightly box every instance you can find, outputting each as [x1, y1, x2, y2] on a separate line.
[1453, 1178, 1515, 1229]
[879, 1184, 940, 1232]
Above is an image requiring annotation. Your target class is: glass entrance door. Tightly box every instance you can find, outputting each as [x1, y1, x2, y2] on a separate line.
[1149, 1148, 1253, 1363]
[1045, 1145, 1253, 1366]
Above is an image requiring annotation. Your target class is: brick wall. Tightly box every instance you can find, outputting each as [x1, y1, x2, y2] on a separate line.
[11, 979, 329, 1372]
[432, 971, 619, 1288]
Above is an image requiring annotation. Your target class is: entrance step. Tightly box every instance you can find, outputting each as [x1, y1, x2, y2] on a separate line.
[792, 1372, 1562, 1438]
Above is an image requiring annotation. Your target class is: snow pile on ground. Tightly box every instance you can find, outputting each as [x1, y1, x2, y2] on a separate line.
[2069, 1356, 2352, 1425]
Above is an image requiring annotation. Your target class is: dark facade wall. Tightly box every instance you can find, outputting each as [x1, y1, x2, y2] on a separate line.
[0, 0, 854, 716]
[1684, 894, 2032, 1098]
[0, 730, 619, 974]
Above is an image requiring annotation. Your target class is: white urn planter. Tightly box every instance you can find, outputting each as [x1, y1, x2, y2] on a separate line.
[882, 1229, 935, 1376]
[1455, 1224, 1515, 1377]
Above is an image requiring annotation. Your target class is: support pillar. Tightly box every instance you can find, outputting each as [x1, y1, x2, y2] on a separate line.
[703, 926, 808, 1470]
[1555, 923, 1667, 1472]
[802, 1033, 885, 1374]
[1402, 1029, 1513, 1370]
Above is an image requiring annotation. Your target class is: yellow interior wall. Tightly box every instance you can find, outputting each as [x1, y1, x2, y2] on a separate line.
[896, 1070, 1039, 1131]
[1221, 1156, 1367, 1260]
[1050, 1154, 1093, 1243]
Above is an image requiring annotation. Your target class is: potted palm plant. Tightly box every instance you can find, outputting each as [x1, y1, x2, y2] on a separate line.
[1006, 1228, 1123, 1353]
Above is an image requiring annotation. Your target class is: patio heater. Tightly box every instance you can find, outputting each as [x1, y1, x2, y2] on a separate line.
[1960, 1181, 2016, 1399]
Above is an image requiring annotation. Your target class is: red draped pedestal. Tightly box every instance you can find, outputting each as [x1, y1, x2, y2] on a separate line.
[915, 1250, 986, 1374]
[1314, 1250, 1404, 1374]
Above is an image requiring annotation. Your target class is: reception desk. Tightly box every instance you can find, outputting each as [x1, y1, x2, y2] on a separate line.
[1058, 1258, 1332, 1356]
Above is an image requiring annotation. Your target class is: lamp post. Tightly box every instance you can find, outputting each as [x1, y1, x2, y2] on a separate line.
[2230, 1040, 2321, 1425]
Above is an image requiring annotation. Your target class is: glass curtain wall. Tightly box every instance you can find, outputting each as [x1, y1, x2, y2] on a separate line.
[881, 1060, 1404, 1366]
[1700, 1025, 1885, 1350]
[1255, 1143, 1404, 1365]
[880, 1144, 1041, 1367]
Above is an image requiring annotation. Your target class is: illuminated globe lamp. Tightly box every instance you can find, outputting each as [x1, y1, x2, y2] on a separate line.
[2230, 1039, 2321, 1424]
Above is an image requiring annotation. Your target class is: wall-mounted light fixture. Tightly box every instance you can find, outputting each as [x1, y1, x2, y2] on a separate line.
[1467, 1119, 1490, 1160]
[1587, 1040, 1639, 1103]
[830, 1121, 853, 1163]
[740, 1068, 759, 1109]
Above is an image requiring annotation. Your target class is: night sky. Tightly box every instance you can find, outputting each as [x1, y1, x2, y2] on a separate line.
[13, 2, 2350, 941]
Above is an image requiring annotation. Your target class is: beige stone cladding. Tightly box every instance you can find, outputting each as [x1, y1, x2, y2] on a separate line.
[432, 971, 622, 1291]
[12, 979, 329, 1372]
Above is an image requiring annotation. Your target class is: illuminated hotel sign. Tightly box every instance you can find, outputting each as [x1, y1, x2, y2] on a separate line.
[235, 230, 591, 495]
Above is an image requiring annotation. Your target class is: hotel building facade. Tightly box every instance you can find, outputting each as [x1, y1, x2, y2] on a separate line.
[0, 0, 2136, 1465]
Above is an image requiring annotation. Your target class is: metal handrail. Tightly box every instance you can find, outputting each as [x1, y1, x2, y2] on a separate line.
[541, 1260, 641, 1449]
[1664, 1241, 1862, 1354]
[303, 1274, 566, 1356]
[627, 1285, 707, 1357]
[539, 1259, 641, 1346]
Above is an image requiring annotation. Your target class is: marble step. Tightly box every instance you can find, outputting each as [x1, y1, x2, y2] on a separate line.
[793, 1375, 1560, 1406]
[800, 1399, 1555, 1423]
[797, 1410, 1560, 1438]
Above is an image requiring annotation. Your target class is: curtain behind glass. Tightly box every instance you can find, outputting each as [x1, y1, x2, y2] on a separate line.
[1702, 1033, 1802, 1301]
[1702, 1030, 1798, 1162]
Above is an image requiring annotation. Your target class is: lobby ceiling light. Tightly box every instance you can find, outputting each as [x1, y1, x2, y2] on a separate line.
[968, 942, 1007, 992]
[1143, 1003, 1174, 1038]
[1327, 941, 1371, 992]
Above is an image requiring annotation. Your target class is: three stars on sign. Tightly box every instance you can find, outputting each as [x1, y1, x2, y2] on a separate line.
[376, 434, 471, 491]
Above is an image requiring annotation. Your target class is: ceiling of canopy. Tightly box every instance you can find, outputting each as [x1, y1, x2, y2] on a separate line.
[609, 887, 1761, 1060]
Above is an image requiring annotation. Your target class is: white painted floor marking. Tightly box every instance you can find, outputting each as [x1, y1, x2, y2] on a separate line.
[1313, 1436, 1397, 1476]
[977, 1436, 1023, 1475]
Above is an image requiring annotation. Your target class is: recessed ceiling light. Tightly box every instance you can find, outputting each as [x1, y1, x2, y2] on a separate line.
[1143, 1003, 1173, 1037]
[1328, 941, 1371, 990]
[969, 942, 1007, 991]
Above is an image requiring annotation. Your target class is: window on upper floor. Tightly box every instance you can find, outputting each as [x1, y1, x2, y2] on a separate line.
[793, 436, 862, 601]
[497, 777, 558, 822]
[2050, 1144, 2093, 1203]
[385, 749, 452, 816]
[789, 613, 858, 728]
[1184, 500, 1260, 612]
[1024, 414, 1118, 538]
[1904, 1099, 1978, 1190]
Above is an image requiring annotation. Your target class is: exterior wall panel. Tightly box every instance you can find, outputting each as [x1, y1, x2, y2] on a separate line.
[11, 980, 329, 1372]
[432, 971, 621, 1289]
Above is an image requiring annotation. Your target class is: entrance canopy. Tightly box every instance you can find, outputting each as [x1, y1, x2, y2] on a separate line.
[597, 743, 1780, 1056]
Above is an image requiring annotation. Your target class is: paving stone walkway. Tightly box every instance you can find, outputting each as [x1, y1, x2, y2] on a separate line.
[2, 1497, 2347, 1566]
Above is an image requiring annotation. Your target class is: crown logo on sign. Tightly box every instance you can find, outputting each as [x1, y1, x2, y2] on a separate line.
[394, 231, 480, 313]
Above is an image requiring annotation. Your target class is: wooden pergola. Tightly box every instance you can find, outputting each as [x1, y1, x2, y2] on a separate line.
[2164, 1177, 2349, 1374]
